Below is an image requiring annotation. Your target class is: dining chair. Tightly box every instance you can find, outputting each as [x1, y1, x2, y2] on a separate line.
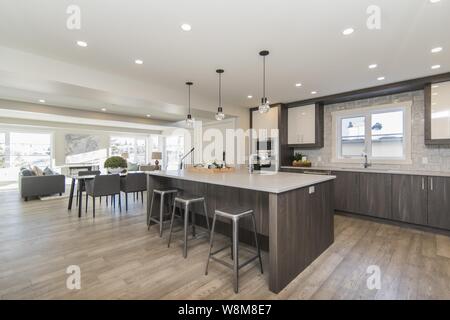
[85, 174, 121, 217]
[76, 170, 101, 206]
[120, 172, 147, 211]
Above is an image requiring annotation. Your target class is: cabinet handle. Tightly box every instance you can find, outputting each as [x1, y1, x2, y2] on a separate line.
[430, 178, 433, 191]
[421, 177, 424, 190]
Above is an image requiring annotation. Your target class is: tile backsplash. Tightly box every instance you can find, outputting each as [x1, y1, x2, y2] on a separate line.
[294, 90, 450, 172]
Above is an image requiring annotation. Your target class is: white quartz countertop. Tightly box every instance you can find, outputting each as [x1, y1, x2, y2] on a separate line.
[281, 166, 450, 177]
[145, 169, 335, 194]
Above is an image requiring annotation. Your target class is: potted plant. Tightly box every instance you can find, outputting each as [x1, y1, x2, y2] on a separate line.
[104, 156, 127, 174]
[292, 153, 303, 167]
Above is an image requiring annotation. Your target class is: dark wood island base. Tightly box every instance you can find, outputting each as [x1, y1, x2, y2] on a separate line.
[147, 173, 334, 293]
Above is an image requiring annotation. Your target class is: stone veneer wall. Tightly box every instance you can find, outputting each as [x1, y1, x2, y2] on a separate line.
[294, 90, 450, 172]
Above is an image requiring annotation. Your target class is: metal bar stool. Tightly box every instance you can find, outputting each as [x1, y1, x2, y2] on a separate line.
[167, 193, 210, 258]
[205, 207, 263, 293]
[147, 188, 178, 237]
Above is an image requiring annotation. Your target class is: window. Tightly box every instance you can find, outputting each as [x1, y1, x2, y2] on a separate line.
[0, 133, 5, 168]
[0, 131, 53, 183]
[333, 103, 411, 163]
[10, 132, 52, 168]
[109, 136, 147, 164]
[166, 135, 184, 170]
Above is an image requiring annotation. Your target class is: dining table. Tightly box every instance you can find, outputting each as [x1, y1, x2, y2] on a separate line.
[67, 173, 128, 218]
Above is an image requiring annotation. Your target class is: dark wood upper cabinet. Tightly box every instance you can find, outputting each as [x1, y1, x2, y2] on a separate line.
[332, 171, 360, 213]
[359, 173, 392, 219]
[427, 176, 450, 230]
[283, 102, 324, 149]
[425, 81, 450, 145]
[391, 175, 427, 225]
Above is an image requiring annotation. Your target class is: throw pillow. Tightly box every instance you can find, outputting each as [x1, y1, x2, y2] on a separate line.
[33, 166, 44, 176]
[127, 162, 139, 171]
[43, 167, 55, 176]
[20, 169, 35, 176]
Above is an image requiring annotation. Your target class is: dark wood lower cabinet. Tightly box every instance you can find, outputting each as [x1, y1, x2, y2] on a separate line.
[427, 176, 450, 230]
[332, 171, 360, 213]
[359, 173, 392, 219]
[391, 175, 428, 225]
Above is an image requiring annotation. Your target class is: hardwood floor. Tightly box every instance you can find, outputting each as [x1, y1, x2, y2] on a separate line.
[0, 190, 449, 300]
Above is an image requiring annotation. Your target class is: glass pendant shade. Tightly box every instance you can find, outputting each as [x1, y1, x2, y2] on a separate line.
[215, 107, 225, 120]
[258, 97, 270, 114]
[186, 113, 194, 127]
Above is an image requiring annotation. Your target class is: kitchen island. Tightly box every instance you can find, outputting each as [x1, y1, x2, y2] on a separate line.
[146, 169, 336, 293]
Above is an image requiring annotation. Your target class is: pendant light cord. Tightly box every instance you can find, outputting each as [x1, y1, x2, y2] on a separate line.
[188, 85, 191, 114]
[219, 73, 222, 108]
[263, 56, 266, 99]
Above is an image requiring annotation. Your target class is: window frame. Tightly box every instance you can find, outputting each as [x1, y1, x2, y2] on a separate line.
[331, 102, 412, 164]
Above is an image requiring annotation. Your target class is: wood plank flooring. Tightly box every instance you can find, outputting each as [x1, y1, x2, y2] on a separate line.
[0, 190, 449, 299]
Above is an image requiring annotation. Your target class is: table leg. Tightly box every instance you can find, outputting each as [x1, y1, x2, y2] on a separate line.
[68, 178, 76, 210]
[78, 180, 83, 218]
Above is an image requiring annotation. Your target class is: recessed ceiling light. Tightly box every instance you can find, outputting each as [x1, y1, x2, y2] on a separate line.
[432, 102, 437, 106]
[368, 64, 378, 69]
[39, 99, 46, 103]
[432, 92, 438, 96]
[135, 59, 143, 65]
[429, 0, 441, 3]
[311, 91, 317, 95]
[431, 65, 441, 69]
[377, 76, 385, 81]
[295, 83, 302, 87]
[342, 28, 354, 36]
[181, 24, 192, 31]
[146, 114, 151, 118]
[431, 47, 443, 53]
[247, 95, 253, 99]
[101, 108, 107, 112]
[76, 40, 87, 47]
[432, 85, 439, 88]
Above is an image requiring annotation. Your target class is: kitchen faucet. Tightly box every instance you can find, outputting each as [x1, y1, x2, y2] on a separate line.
[362, 153, 371, 168]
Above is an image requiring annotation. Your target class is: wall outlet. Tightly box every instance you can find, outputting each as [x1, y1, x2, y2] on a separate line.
[309, 186, 315, 194]
[422, 157, 428, 164]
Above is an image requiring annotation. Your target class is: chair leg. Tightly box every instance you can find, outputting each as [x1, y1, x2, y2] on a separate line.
[183, 203, 189, 258]
[159, 194, 164, 237]
[76, 190, 78, 207]
[93, 196, 96, 218]
[106, 196, 108, 207]
[251, 214, 263, 274]
[100, 196, 102, 204]
[233, 219, 239, 293]
[125, 192, 128, 211]
[118, 193, 122, 212]
[147, 192, 155, 229]
[192, 205, 196, 237]
[141, 191, 144, 204]
[204, 214, 217, 276]
[85, 193, 88, 213]
[202, 200, 211, 236]
[167, 200, 177, 248]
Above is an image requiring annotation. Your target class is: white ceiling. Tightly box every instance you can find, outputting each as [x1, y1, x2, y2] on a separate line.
[0, 0, 449, 120]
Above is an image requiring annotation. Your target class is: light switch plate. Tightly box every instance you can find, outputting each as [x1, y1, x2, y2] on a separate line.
[309, 186, 315, 194]
[422, 157, 428, 164]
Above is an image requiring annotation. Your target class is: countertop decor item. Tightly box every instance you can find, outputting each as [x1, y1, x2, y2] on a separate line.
[151, 152, 162, 169]
[292, 152, 311, 167]
[104, 156, 127, 174]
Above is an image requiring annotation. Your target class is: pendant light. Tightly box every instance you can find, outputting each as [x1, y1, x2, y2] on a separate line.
[215, 69, 225, 121]
[185, 81, 194, 128]
[258, 50, 270, 114]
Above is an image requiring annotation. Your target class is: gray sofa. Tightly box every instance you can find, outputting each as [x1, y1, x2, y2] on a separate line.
[19, 174, 66, 201]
